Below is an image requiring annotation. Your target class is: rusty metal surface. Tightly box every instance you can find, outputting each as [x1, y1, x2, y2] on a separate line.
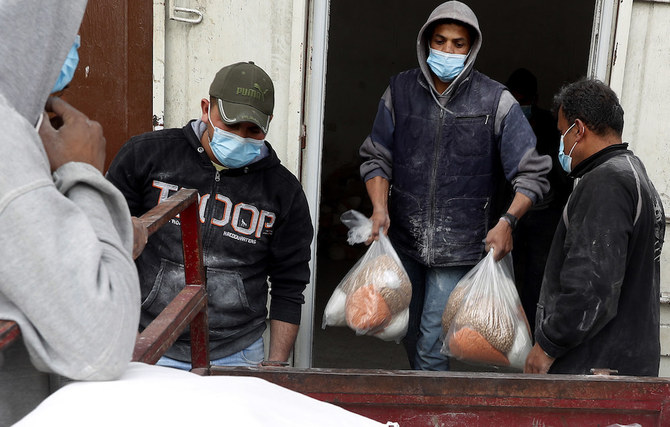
[74, 0, 153, 172]
[0, 319, 20, 350]
[133, 286, 206, 364]
[132, 188, 210, 367]
[204, 366, 670, 426]
[179, 197, 209, 368]
[137, 188, 199, 236]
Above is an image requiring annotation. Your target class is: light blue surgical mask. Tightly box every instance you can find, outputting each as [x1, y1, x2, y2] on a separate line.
[426, 48, 467, 83]
[52, 35, 81, 93]
[558, 122, 577, 173]
[207, 110, 264, 168]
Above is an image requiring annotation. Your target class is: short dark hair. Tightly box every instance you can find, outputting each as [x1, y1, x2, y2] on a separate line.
[553, 78, 624, 137]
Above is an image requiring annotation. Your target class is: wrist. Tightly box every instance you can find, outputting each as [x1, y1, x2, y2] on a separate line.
[499, 212, 518, 231]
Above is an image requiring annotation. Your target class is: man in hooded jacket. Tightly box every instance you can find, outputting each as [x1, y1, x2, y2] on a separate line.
[360, 1, 551, 370]
[0, 1, 141, 423]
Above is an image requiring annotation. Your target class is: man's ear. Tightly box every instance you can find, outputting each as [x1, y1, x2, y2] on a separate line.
[200, 98, 210, 123]
[575, 118, 586, 137]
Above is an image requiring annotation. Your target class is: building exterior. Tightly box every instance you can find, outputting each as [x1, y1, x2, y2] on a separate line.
[152, 0, 669, 373]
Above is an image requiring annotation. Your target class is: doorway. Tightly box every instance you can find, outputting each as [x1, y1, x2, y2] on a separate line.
[312, 0, 595, 369]
[64, 0, 153, 171]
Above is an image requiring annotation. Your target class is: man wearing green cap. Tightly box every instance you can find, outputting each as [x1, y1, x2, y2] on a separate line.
[107, 62, 314, 369]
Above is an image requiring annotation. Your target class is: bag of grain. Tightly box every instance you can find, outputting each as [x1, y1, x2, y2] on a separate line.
[322, 210, 411, 342]
[440, 250, 532, 371]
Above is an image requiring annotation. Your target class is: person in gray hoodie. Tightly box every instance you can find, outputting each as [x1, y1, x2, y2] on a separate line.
[0, 1, 141, 423]
[360, 1, 551, 370]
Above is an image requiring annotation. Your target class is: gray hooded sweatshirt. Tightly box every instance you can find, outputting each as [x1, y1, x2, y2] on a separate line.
[0, 1, 141, 423]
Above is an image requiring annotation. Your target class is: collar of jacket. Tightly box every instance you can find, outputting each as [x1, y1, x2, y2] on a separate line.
[417, 67, 474, 104]
[569, 143, 629, 179]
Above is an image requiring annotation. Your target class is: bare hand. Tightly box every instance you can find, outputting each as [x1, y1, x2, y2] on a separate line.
[131, 216, 148, 259]
[484, 219, 513, 261]
[366, 209, 390, 245]
[38, 97, 106, 173]
[524, 343, 555, 374]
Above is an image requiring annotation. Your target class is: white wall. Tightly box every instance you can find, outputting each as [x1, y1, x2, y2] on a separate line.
[154, 0, 308, 174]
[612, 0, 670, 376]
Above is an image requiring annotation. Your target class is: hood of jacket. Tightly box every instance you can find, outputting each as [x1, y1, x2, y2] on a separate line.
[0, 1, 87, 126]
[416, 1, 482, 97]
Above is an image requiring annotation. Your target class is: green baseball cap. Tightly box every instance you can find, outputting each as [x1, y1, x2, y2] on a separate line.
[209, 61, 274, 134]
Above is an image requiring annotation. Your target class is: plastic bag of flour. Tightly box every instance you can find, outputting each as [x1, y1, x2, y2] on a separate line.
[440, 249, 532, 371]
[322, 210, 411, 342]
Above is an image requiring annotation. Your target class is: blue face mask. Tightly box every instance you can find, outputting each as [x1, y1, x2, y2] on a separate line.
[207, 110, 264, 168]
[52, 35, 81, 93]
[558, 122, 577, 173]
[426, 48, 467, 83]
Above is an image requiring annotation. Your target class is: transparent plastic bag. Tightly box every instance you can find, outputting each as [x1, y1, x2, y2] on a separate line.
[440, 249, 532, 371]
[322, 210, 412, 342]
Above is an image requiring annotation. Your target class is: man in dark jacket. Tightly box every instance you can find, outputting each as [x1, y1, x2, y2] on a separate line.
[107, 62, 313, 369]
[525, 78, 665, 376]
[359, 1, 551, 370]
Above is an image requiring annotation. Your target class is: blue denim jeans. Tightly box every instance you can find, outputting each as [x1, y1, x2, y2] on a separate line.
[398, 253, 472, 371]
[156, 337, 264, 370]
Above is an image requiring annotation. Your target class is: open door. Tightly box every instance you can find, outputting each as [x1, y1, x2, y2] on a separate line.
[62, 0, 153, 171]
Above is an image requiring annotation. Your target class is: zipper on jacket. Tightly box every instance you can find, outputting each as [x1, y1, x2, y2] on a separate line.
[200, 168, 222, 260]
[427, 108, 446, 264]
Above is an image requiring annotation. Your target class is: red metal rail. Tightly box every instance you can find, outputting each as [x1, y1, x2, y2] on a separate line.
[0, 320, 20, 350]
[1, 188, 209, 369]
[200, 366, 670, 426]
[131, 188, 210, 369]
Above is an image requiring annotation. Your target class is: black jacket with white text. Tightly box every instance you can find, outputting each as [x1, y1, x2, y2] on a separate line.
[107, 121, 313, 361]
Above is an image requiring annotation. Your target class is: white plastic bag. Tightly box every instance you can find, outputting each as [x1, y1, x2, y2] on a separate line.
[440, 249, 532, 371]
[322, 210, 411, 342]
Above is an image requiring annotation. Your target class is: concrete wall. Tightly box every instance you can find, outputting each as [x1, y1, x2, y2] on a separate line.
[154, 0, 308, 175]
[614, 0, 670, 375]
